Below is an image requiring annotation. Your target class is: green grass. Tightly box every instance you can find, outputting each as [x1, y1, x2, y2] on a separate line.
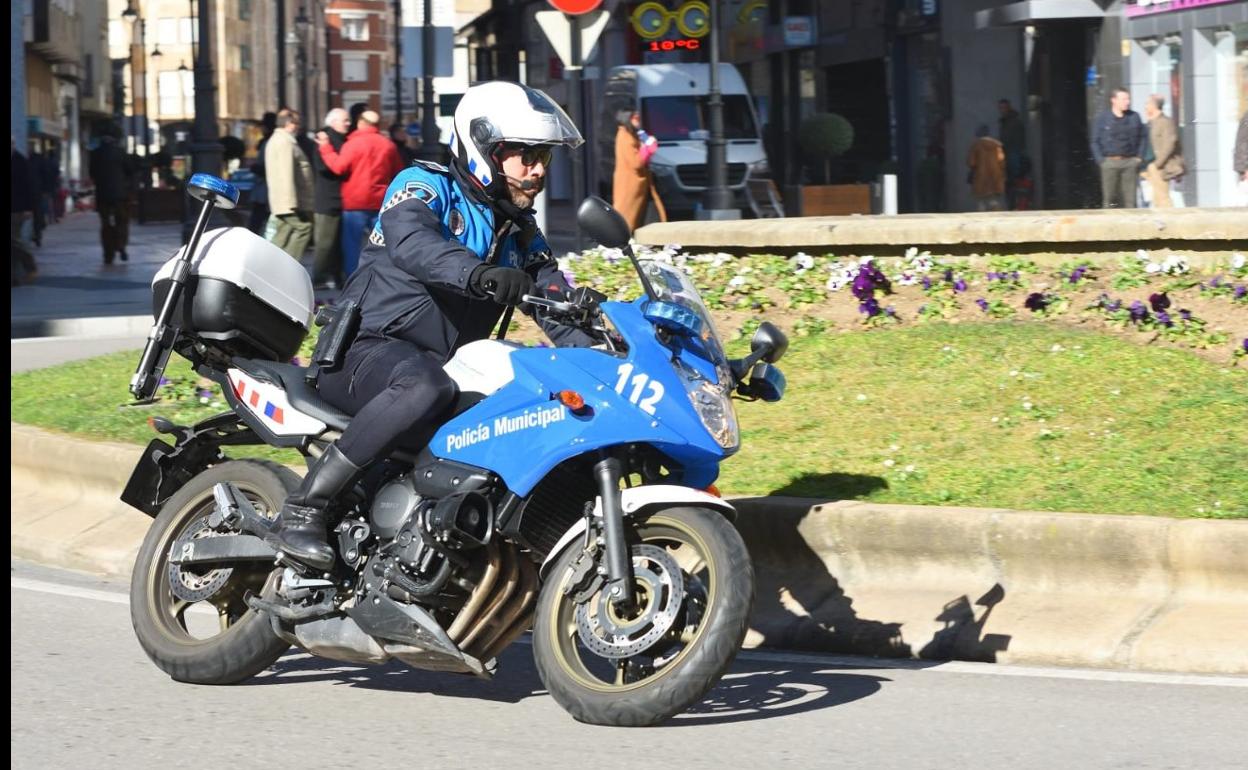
[11, 322, 1248, 518]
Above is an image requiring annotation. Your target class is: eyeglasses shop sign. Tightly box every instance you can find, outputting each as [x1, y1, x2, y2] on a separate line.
[783, 16, 815, 48]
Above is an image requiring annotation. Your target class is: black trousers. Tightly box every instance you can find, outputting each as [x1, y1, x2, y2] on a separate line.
[317, 336, 457, 466]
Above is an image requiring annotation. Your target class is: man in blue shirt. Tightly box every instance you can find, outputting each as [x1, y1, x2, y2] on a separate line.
[1090, 88, 1146, 208]
[267, 82, 602, 569]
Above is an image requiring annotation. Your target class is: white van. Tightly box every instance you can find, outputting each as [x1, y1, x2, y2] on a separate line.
[598, 63, 769, 218]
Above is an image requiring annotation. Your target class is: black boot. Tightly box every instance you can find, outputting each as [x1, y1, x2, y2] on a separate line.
[267, 445, 362, 570]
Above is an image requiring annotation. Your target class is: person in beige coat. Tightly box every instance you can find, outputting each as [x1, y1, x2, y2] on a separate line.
[967, 125, 1005, 211]
[612, 111, 667, 230]
[1144, 95, 1184, 208]
[265, 108, 314, 258]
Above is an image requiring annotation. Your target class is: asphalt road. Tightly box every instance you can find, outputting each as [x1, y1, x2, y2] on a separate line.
[10, 560, 1247, 769]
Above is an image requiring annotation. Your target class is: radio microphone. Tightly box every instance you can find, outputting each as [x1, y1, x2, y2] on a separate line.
[503, 174, 538, 192]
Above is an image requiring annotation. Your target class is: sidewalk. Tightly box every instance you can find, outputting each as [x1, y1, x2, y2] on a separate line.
[10, 213, 185, 338]
[11, 200, 586, 340]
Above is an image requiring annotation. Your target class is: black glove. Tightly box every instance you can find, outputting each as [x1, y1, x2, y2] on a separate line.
[470, 265, 535, 306]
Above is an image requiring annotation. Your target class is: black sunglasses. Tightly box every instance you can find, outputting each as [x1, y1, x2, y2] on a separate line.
[500, 143, 554, 168]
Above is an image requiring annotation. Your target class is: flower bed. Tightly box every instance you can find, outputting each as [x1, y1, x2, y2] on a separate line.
[559, 246, 1248, 364]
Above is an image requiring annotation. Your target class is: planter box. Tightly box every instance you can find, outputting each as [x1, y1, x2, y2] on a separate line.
[798, 184, 871, 216]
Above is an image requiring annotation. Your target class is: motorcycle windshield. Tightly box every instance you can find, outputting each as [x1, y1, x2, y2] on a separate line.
[639, 260, 732, 388]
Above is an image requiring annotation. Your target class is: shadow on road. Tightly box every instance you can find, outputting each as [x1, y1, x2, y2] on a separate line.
[669, 659, 889, 727]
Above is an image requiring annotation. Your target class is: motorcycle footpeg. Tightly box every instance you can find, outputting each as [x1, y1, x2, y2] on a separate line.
[211, 482, 275, 537]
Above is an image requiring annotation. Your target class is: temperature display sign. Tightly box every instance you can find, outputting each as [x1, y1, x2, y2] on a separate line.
[644, 37, 702, 52]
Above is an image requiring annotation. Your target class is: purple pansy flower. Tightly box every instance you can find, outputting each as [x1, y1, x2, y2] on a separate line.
[943, 268, 954, 283]
[1148, 292, 1170, 312]
[922, 276, 933, 291]
[158, 376, 171, 387]
[976, 298, 989, 311]
[1156, 311, 1173, 327]
[1129, 300, 1149, 323]
[1179, 309, 1192, 322]
[954, 279, 967, 292]
[858, 298, 881, 317]
[885, 305, 897, 318]
[1069, 267, 1087, 283]
[1235, 285, 1247, 300]
[1210, 275, 1223, 288]
[1243, 338, 1248, 354]
[1024, 293, 1049, 312]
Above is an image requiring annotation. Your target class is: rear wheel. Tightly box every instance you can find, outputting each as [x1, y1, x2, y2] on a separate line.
[130, 460, 296, 684]
[532, 506, 754, 726]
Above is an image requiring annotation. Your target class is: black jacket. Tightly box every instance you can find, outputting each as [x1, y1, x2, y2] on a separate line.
[88, 138, 135, 205]
[338, 161, 593, 362]
[313, 126, 347, 214]
[1091, 109, 1145, 165]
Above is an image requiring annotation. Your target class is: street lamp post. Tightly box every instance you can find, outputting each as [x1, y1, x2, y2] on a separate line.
[417, 0, 440, 162]
[702, 0, 738, 219]
[122, 4, 151, 223]
[184, 0, 222, 244]
[293, 7, 311, 123]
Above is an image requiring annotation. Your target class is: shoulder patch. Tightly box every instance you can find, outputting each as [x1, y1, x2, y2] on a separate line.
[449, 209, 466, 237]
[404, 180, 440, 206]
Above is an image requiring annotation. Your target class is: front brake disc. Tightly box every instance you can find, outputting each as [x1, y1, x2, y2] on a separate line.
[574, 544, 685, 659]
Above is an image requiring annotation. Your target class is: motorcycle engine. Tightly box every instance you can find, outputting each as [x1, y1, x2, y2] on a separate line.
[362, 475, 493, 606]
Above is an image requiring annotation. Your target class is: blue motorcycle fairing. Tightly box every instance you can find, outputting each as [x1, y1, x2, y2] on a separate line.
[428, 300, 731, 496]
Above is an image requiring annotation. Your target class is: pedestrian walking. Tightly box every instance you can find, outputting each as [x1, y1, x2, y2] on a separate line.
[88, 123, 137, 264]
[248, 112, 277, 235]
[612, 111, 667, 230]
[997, 99, 1025, 208]
[313, 107, 349, 289]
[264, 108, 314, 260]
[1143, 95, 1184, 209]
[315, 110, 404, 277]
[1091, 88, 1146, 209]
[967, 125, 1006, 211]
[11, 136, 39, 285]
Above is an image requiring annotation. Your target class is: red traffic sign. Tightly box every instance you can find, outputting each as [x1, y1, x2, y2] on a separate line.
[547, 0, 603, 14]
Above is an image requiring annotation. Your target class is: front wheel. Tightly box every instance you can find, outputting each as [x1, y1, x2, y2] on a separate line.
[130, 460, 296, 684]
[532, 506, 754, 726]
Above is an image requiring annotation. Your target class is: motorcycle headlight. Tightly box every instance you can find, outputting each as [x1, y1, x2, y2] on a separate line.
[686, 378, 740, 450]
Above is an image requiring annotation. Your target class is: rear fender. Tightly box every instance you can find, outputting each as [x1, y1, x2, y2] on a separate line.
[120, 412, 259, 517]
[537, 485, 735, 580]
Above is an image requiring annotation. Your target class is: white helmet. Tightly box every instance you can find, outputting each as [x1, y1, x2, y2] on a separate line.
[449, 81, 583, 196]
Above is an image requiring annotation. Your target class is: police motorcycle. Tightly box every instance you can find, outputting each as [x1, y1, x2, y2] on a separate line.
[122, 174, 787, 726]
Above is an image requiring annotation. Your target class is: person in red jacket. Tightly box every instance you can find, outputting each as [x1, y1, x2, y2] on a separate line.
[315, 109, 404, 276]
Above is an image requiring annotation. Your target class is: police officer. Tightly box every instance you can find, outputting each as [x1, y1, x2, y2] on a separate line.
[267, 82, 600, 569]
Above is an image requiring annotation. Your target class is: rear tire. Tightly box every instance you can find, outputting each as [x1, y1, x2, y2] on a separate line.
[130, 460, 296, 684]
[532, 506, 754, 726]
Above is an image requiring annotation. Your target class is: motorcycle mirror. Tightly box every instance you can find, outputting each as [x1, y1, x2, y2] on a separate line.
[186, 174, 240, 210]
[750, 322, 789, 364]
[576, 196, 631, 249]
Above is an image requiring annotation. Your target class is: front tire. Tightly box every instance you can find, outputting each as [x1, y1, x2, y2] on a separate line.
[130, 460, 296, 684]
[532, 506, 754, 726]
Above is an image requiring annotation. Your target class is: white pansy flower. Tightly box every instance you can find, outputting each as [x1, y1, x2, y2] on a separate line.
[1162, 254, 1189, 275]
[896, 272, 918, 286]
[904, 246, 918, 260]
[826, 276, 846, 292]
[859, 255, 875, 265]
[1145, 262, 1162, 274]
[1232, 252, 1246, 270]
[1136, 248, 1150, 261]
[728, 275, 747, 288]
[792, 253, 815, 272]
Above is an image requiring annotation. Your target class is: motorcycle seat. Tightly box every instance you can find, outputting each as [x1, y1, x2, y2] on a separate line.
[235, 359, 353, 432]
[234, 359, 488, 435]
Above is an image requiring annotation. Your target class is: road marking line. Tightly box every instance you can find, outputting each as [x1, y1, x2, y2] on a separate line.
[13, 575, 1247, 687]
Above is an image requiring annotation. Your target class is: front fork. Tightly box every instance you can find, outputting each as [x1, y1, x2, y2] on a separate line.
[594, 455, 635, 608]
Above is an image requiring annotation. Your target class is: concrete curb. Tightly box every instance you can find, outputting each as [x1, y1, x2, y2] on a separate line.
[634, 207, 1248, 262]
[11, 423, 1247, 675]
